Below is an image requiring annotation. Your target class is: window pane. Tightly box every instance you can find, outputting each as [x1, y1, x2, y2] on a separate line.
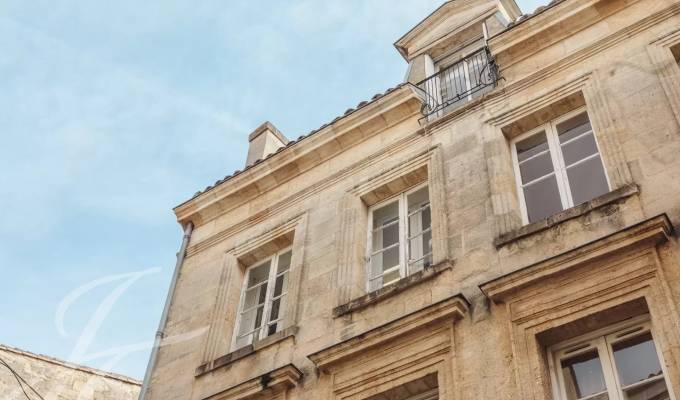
[561, 350, 608, 400]
[407, 186, 429, 212]
[557, 112, 592, 143]
[238, 305, 265, 339]
[267, 294, 287, 337]
[441, 64, 468, 106]
[373, 221, 399, 251]
[407, 187, 432, 273]
[612, 332, 664, 387]
[561, 133, 599, 167]
[523, 175, 563, 222]
[373, 201, 400, 255]
[273, 272, 288, 298]
[277, 251, 292, 273]
[519, 152, 554, 183]
[371, 245, 400, 278]
[516, 131, 550, 162]
[622, 378, 669, 400]
[243, 283, 268, 310]
[566, 156, 608, 206]
[247, 261, 270, 288]
[373, 201, 399, 229]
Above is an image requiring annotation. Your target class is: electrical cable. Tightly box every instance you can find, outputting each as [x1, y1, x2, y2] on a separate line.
[0, 357, 46, 400]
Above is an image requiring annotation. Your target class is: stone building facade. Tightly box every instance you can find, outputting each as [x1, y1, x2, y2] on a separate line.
[141, 0, 680, 399]
[0, 344, 140, 399]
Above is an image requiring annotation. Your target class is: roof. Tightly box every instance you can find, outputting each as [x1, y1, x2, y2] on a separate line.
[503, 0, 567, 30]
[0, 343, 142, 386]
[178, 0, 566, 211]
[179, 83, 408, 208]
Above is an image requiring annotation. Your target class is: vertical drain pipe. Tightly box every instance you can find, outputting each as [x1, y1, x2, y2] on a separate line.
[139, 221, 194, 400]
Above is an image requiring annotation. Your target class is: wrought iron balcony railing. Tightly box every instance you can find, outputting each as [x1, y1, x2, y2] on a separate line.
[416, 47, 499, 119]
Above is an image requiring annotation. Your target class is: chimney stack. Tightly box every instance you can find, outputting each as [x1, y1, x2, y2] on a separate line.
[245, 121, 289, 167]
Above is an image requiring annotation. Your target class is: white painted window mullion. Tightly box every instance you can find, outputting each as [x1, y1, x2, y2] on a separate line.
[546, 121, 573, 209]
[399, 192, 408, 279]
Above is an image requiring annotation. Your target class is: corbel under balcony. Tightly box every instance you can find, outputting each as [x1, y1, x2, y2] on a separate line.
[308, 294, 469, 374]
[201, 364, 303, 400]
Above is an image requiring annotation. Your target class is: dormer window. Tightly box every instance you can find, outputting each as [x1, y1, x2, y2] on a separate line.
[418, 48, 497, 116]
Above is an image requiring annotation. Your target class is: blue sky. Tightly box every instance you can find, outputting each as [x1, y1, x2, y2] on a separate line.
[0, 0, 548, 379]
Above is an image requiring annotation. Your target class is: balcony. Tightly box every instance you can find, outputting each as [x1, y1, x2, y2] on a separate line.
[416, 48, 499, 119]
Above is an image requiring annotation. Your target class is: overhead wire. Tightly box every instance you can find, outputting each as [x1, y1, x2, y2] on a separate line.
[0, 356, 46, 400]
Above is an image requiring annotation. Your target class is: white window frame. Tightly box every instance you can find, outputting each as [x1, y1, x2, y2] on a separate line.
[365, 183, 432, 292]
[548, 315, 677, 400]
[231, 247, 292, 351]
[510, 107, 611, 225]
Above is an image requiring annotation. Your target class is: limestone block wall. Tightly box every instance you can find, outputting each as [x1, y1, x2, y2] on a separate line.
[0, 345, 140, 400]
[145, 0, 680, 399]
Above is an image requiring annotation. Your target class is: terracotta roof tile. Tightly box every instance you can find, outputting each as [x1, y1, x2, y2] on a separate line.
[187, 84, 407, 201]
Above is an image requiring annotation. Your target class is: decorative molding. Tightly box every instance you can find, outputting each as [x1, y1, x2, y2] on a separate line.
[486, 73, 592, 127]
[196, 327, 297, 377]
[647, 27, 680, 129]
[428, 146, 450, 265]
[308, 294, 468, 373]
[481, 214, 673, 302]
[199, 213, 308, 367]
[488, 2, 680, 110]
[493, 184, 639, 248]
[200, 252, 239, 366]
[175, 86, 423, 225]
[333, 260, 454, 318]
[184, 132, 427, 258]
[347, 148, 432, 196]
[581, 72, 634, 188]
[202, 364, 303, 400]
[334, 145, 450, 307]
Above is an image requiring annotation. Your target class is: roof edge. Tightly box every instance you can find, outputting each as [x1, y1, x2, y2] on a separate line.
[0, 343, 142, 386]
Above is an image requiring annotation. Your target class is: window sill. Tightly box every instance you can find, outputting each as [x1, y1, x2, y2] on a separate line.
[332, 260, 454, 318]
[493, 184, 639, 248]
[195, 326, 298, 377]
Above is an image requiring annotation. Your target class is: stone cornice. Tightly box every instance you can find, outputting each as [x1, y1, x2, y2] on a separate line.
[184, 127, 431, 257]
[202, 364, 302, 400]
[483, 1, 680, 121]
[307, 294, 468, 373]
[490, 0, 630, 69]
[333, 260, 454, 318]
[489, 0, 680, 75]
[175, 85, 423, 226]
[395, 1, 497, 61]
[480, 215, 673, 302]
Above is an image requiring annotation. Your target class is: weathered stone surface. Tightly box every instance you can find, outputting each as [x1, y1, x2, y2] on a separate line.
[0, 344, 140, 400]
[144, 0, 680, 399]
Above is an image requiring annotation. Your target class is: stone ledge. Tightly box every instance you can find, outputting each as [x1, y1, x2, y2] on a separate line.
[195, 326, 298, 377]
[332, 260, 454, 318]
[310, 294, 468, 373]
[481, 214, 673, 302]
[202, 363, 303, 400]
[494, 184, 639, 248]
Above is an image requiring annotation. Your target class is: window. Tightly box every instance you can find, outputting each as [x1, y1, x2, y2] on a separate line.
[367, 185, 432, 291]
[511, 108, 610, 224]
[438, 49, 493, 109]
[550, 318, 674, 400]
[233, 249, 291, 349]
